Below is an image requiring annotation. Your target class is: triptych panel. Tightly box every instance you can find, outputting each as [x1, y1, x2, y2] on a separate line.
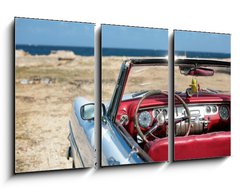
[15, 18, 231, 173]
[101, 25, 168, 166]
[15, 18, 95, 172]
[174, 31, 231, 161]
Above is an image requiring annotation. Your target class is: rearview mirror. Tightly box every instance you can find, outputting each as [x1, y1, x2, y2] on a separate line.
[179, 66, 214, 76]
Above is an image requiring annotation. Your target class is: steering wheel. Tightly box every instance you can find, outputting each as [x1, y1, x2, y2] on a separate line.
[134, 90, 191, 143]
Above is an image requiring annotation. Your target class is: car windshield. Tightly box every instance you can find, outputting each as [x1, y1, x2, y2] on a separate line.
[175, 65, 230, 94]
[122, 65, 168, 99]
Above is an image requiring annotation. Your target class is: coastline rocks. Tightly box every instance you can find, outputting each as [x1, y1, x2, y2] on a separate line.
[49, 50, 76, 60]
[15, 50, 77, 67]
[15, 50, 30, 57]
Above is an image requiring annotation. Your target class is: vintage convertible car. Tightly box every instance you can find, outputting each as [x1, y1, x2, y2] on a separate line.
[67, 58, 230, 167]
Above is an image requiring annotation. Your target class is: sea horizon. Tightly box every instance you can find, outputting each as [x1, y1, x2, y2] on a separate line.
[16, 44, 230, 58]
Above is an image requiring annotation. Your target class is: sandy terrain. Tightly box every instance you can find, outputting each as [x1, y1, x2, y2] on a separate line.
[15, 50, 94, 173]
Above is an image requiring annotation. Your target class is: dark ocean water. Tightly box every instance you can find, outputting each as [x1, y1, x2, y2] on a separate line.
[175, 50, 230, 59]
[16, 45, 167, 57]
[16, 45, 230, 58]
[16, 45, 94, 56]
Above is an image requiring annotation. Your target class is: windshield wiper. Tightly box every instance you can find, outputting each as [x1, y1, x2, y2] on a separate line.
[132, 90, 149, 98]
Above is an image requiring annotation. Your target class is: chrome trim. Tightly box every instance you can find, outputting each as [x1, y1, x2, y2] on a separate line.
[119, 114, 129, 126]
[69, 97, 95, 168]
[139, 102, 230, 111]
[175, 105, 217, 120]
[127, 146, 139, 161]
[68, 120, 85, 167]
[138, 102, 229, 126]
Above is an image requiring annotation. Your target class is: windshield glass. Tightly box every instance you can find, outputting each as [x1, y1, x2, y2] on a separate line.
[175, 65, 230, 94]
[122, 65, 168, 99]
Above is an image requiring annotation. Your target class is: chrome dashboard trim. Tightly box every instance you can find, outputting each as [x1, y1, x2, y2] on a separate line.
[138, 102, 230, 111]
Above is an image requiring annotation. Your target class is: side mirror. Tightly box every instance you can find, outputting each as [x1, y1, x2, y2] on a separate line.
[101, 103, 107, 117]
[80, 103, 94, 120]
[80, 103, 107, 120]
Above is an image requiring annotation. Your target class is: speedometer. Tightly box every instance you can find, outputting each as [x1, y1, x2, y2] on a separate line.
[138, 111, 152, 128]
[219, 105, 229, 120]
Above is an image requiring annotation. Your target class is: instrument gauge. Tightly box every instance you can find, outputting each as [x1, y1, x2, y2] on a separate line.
[212, 105, 217, 113]
[152, 109, 160, 118]
[206, 106, 211, 113]
[219, 105, 229, 120]
[162, 109, 167, 117]
[138, 111, 152, 128]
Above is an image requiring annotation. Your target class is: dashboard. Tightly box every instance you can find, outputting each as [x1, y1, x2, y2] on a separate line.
[117, 102, 230, 137]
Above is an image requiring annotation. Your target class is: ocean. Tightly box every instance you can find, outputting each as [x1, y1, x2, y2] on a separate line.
[175, 50, 230, 59]
[16, 45, 230, 58]
[16, 45, 94, 56]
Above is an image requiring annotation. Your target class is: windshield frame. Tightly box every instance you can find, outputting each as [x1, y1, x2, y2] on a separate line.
[107, 58, 168, 121]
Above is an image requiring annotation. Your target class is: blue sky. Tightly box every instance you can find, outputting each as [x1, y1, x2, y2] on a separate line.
[15, 18, 94, 47]
[102, 25, 168, 50]
[175, 30, 230, 53]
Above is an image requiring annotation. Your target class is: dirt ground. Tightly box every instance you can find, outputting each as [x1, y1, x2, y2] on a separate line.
[15, 51, 94, 173]
[102, 57, 169, 101]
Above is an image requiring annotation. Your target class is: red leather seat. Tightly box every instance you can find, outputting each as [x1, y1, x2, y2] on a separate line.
[174, 131, 231, 160]
[146, 131, 230, 162]
[146, 137, 168, 162]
